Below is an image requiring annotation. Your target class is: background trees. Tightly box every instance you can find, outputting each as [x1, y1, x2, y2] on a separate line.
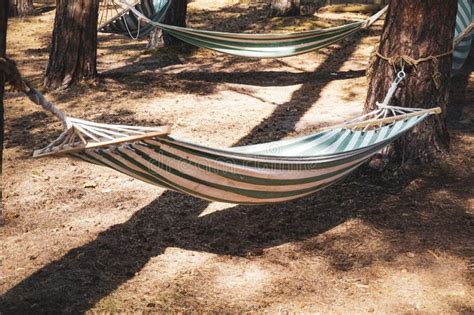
[1, 0, 8, 200]
[9, 0, 35, 17]
[365, 0, 457, 163]
[44, 0, 99, 89]
[148, 0, 188, 48]
[271, 0, 300, 17]
[161, 0, 188, 46]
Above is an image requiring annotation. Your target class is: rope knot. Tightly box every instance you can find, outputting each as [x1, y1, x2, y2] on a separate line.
[374, 48, 453, 89]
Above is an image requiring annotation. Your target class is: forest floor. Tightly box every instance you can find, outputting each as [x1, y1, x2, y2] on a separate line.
[1, 1, 473, 313]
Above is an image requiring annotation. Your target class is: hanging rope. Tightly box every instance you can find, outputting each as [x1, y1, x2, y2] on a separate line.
[0, 57, 69, 128]
[376, 48, 453, 89]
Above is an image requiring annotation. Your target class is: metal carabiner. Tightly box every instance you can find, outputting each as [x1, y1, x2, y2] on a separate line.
[394, 70, 406, 84]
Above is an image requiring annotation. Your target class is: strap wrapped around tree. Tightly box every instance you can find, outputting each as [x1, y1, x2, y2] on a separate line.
[0, 57, 442, 204]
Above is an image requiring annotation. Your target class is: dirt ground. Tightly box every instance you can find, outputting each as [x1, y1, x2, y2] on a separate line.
[1, 1, 473, 313]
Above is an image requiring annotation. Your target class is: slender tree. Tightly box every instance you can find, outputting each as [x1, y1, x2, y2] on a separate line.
[365, 0, 457, 164]
[44, 0, 99, 89]
[9, 0, 35, 17]
[148, 0, 187, 48]
[271, 0, 300, 17]
[1, 0, 8, 207]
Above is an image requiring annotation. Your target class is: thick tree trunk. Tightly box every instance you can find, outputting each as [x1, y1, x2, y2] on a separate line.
[365, 0, 457, 164]
[9, 0, 34, 17]
[1, 0, 8, 207]
[162, 0, 187, 47]
[44, 0, 99, 89]
[271, 0, 300, 17]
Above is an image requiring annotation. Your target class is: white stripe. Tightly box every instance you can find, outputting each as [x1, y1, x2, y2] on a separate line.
[116, 146, 366, 203]
[290, 129, 343, 155]
[133, 142, 371, 191]
[144, 140, 368, 180]
[84, 150, 162, 187]
[316, 129, 352, 155]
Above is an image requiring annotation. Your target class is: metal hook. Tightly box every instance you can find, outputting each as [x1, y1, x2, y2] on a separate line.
[394, 70, 406, 84]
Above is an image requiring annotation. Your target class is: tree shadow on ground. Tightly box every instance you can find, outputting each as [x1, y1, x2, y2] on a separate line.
[34, 4, 56, 14]
[3, 110, 61, 154]
[175, 69, 365, 87]
[0, 159, 472, 313]
[2, 50, 472, 315]
[189, 2, 362, 34]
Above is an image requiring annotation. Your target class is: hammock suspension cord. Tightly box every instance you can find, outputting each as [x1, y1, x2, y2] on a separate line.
[335, 68, 414, 133]
[124, 12, 142, 40]
[99, 0, 172, 40]
[0, 57, 69, 128]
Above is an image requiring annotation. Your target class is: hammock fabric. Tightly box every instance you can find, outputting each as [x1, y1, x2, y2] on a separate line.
[99, 0, 387, 58]
[99, 0, 171, 38]
[33, 106, 441, 205]
[453, 0, 473, 74]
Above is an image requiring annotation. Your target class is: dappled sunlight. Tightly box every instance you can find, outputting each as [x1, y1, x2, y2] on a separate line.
[211, 262, 272, 300]
[295, 76, 367, 131]
[198, 202, 237, 217]
[93, 248, 216, 311]
[369, 261, 472, 313]
[339, 35, 381, 71]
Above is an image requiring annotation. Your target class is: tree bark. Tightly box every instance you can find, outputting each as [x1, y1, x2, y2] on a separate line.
[161, 0, 187, 47]
[9, 0, 35, 17]
[365, 0, 457, 164]
[44, 0, 99, 89]
[1, 0, 8, 207]
[147, 27, 164, 50]
[271, 0, 300, 17]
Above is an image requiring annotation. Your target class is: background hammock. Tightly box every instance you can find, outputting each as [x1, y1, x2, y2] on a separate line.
[99, 0, 171, 39]
[453, 0, 473, 74]
[99, 0, 473, 66]
[99, 0, 387, 58]
[34, 106, 440, 205]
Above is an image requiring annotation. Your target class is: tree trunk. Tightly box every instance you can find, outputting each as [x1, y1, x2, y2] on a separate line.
[9, 0, 34, 17]
[1, 0, 8, 207]
[147, 27, 164, 50]
[271, 0, 300, 17]
[161, 0, 187, 47]
[44, 0, 99, 89]
[365, 0, 457, 164]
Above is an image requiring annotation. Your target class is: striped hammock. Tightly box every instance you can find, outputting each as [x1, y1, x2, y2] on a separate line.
[453, 0, 473, 74]
[34, 106, 441, 205]
[99, 0, 171, 39]
[101, 0, 473, 67]
[100, 0, 388, 58]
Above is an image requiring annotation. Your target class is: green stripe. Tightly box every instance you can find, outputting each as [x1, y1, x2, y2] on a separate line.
[125, 145, 366, 199]
[136, 141, 368, 186]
